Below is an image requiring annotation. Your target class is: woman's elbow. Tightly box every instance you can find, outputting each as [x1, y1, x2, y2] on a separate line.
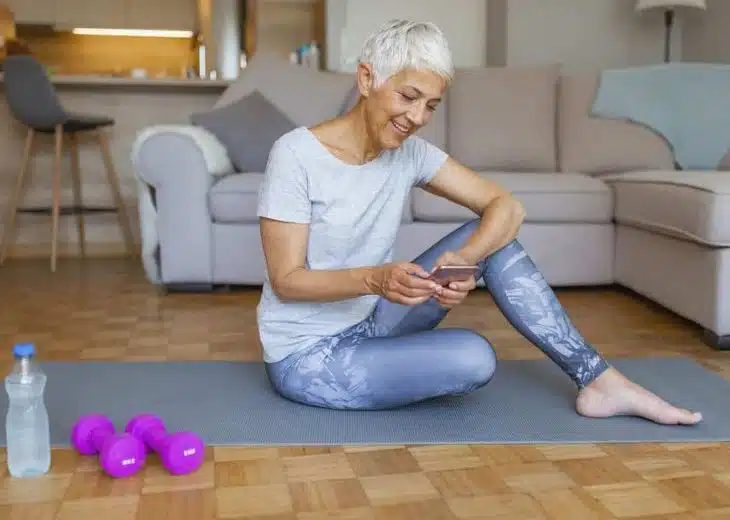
[269, 268, 306, 301]
[511, 197, 526, 225]
[270, 275, 295, 301]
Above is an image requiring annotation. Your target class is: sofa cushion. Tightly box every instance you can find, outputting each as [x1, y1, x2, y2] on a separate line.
[558, 73, 675, 175]
[213, 53, 356, 127]
[191, 90, 297, 173]
[603, 170, 730, 247]
[209, 173, 414, 224]
[411, 172, 612, 223]
[447, 65, 559, 172]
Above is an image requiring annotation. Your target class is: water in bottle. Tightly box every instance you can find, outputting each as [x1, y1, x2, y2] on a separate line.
[5, 343, 51, 478]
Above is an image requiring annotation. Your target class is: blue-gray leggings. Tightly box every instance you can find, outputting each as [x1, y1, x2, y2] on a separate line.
[265, 219, 610, 410]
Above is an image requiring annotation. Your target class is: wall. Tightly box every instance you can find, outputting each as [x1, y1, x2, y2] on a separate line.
[325, 0, 683, 74]
[326, 0, 488, 71]
[682, 0, 730, 63]
[504, 0, 681, 72]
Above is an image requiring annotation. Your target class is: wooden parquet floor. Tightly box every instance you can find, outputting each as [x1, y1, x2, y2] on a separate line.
[0, 258, 729, 519]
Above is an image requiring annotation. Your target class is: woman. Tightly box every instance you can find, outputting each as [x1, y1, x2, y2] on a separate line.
[256, 19, 701, 425]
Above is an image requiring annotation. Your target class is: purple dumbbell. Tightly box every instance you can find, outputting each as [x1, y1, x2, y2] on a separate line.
[71, 414, 146, 478]
[124, 414, 205, 475]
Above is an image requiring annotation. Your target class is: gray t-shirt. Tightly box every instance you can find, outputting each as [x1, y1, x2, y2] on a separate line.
[256, 126, 448, 363]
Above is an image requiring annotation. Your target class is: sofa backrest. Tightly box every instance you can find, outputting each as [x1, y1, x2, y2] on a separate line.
[444, 65, 559, 172]
[557, 72, 675, 175]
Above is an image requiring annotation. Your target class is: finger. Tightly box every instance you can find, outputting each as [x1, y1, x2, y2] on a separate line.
[395, 280, 439, 298]
[436, 293, 463, 307]
[448, 279, 475, 292]
[434, 295, 457, 308]
[394, 293, 433, 306]
[436, 286, 464, 301]
[399, 271, 441, 292]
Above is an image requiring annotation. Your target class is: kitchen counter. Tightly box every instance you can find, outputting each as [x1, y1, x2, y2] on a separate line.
[50, 75, 233, 89]
[0, 73, 234, 91]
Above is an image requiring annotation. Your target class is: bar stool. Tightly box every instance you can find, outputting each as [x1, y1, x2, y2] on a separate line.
[0, 55, 135, 271]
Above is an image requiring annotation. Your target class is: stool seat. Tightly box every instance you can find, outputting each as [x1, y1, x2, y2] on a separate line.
[66, 113, 115, 133]
[31, 113, 115, 134]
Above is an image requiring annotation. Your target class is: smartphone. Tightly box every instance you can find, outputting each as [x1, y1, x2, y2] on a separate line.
[428, 265, 479, 284]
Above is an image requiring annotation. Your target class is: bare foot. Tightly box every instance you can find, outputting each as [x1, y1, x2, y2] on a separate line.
[575, 367, 702, 425]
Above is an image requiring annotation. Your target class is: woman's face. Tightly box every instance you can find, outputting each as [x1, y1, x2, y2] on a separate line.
[358, 64, 447, 149]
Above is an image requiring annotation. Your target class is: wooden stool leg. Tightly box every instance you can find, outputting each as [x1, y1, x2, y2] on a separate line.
[69, 133, 86, 257]
[51, 124, 63, 272]
[0, 128, 36, 265]
[97, 129, 134, 256]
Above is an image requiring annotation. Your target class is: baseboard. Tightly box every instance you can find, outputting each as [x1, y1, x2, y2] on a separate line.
[703, 329, 730, 351]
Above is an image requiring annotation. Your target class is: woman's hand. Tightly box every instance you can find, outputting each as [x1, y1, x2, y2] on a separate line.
[430, 251, 478, 308]
[368, 262, 443, 305]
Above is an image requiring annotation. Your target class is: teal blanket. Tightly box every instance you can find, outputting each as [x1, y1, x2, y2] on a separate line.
[591, 63, 730, 170]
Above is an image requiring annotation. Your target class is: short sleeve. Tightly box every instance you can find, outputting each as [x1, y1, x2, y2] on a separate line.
[410, 136, 449, 187]
[257, 139, 311, 223]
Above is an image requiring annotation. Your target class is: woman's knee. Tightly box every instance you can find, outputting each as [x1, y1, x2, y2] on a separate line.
[447, 329, 497, 386]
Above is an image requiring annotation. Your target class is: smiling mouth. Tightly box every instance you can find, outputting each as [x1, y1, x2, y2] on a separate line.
[391, 121, 410, 135]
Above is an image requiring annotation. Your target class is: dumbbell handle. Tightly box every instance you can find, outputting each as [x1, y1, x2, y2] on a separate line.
[138, 424, 168, 453]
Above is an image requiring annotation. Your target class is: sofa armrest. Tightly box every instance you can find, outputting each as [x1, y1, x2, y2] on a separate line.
[132, 125, 235, 286]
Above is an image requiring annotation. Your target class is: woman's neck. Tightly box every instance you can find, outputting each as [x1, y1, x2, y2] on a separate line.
[313, 101, 383, 165]
[345, 102, 383, 163]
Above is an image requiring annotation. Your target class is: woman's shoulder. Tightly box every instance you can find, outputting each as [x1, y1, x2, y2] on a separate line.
[395, 134, 446, 162]
[271, 126, 311, 152]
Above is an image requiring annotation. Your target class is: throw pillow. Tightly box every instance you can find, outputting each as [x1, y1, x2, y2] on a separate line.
[191, 90, 297, 173]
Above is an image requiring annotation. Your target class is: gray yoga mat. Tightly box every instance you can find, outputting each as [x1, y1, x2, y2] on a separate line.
[1, 357, 728, 446]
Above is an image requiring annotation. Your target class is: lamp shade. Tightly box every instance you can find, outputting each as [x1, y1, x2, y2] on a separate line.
[636, 0, 706, 11]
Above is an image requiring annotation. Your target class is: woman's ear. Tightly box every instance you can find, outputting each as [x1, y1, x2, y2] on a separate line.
[356, 62, 374, 98]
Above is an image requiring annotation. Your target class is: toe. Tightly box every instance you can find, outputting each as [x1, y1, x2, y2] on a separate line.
[677, 409, 702, 424]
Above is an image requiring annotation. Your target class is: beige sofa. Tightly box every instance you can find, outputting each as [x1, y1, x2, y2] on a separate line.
[132, 59, 730, 350]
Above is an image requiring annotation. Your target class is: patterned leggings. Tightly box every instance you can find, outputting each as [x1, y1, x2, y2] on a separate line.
[265, 219, 610, 410]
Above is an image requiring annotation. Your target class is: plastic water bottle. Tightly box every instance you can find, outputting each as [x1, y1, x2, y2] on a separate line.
[5, 343, 51, 478]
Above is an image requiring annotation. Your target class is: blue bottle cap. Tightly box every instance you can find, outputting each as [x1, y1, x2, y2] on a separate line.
[13, 343, 35, 358]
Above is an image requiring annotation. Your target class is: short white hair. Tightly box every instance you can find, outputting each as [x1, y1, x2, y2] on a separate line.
[358, 19, 454, 87]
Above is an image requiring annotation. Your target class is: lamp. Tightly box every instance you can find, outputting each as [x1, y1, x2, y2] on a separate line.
[636, 0, 707, 62]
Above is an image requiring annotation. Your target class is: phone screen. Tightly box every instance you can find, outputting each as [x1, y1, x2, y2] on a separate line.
[429, 265, 478, 284]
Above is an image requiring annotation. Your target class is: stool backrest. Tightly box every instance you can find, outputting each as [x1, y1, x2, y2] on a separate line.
[2, 55, 66, 130]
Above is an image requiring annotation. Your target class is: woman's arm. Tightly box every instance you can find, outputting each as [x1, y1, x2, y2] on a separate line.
[260, 217, 437, 303]
[260, 216, 374, 301]
[422, 156, 526, 264]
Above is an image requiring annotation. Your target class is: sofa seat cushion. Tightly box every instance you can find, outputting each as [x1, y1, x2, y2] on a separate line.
[209, 172, 414, 224]
[412, 173, 613, 223]
[603, 170, 730, 247]
[209, 173, 264, 223]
